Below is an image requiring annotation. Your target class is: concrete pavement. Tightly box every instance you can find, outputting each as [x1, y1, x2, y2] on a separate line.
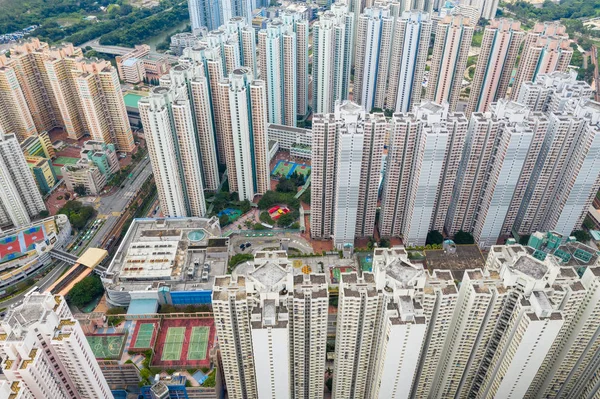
[89, 159, 153, 249]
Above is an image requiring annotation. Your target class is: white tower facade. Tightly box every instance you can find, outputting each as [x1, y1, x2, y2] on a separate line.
[0, 133, 46, 228]
[312, 4, 354, 114]
[0, 292, 113, 399]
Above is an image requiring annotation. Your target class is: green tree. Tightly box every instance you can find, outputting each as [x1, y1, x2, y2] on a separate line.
[379, 238, 391, 248]
[277, 212, 295, 227]
[453, 230, 475, 244]
[519, 234, 531, 245]
[219, 215, 229, 227]
[276, 177, 297, 193]
[426, 230, 444, 245]
[325, 377, 333, 392]
[74, 185, 87, 196]
[571, 230, 591, 243]
[39, 210, 50, 218]
[66, 275, 104, 308]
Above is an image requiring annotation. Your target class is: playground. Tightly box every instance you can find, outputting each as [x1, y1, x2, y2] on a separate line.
[330, 266, 356, 284]
[152, 318, 215, 368]
[87, 334, 126, 360]
[271, 160, 311, 180]
[52, 156, 78, 177]
[357, 253, 373, 272]
[268, 205, 290, 220]
[217, 208, 243, 223]
[130, 321, 157, 349]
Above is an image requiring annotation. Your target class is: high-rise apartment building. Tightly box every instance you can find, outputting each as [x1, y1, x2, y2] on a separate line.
[353, 5, 394, 112]
[511, 21, 572, 100]
[426, 15, 474, 112]
[139, 85, 207, 218]
[205, 18, 256, 77]
[212, 251, 328, 399]
[445, 112, 501, 236]
[466, 19, 523, 116]
[4, 39, 63, 134]
[163, 60, 220, 192]
[388, 11, 432, 113]
[516, 70, 593, 114]
[312, 4, 354, 114]
[512, 104, 597, 238]
[257, 12, 308, 126]
[310, 113, 337, 239]
[2, 39, 133, 150]
[74, 59, 135, 152]
[354, 8, 431, 114]
[188, 0, 223, 32]
[461, 0, 500, 20]
[216, 68, 269, 201]
[0, 292, 113, 399]
[0, 57, 37, 141]
[380, 102, 468, 245]
[310, 101, 384, 247]
[0, 133, 46, 229]
[182, 44, 227, 166]
[472, 102, 535, 248]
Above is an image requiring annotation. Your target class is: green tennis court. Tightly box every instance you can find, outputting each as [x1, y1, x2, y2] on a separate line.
[187, 327, 209, 360]
[161, 327, 185, 361]
[87, 335, 126, 359]
[53, 156, 79, 165]
[133, 323, 155, 348]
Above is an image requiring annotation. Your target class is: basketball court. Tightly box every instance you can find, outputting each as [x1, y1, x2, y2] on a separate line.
[87, 334, 126, 360]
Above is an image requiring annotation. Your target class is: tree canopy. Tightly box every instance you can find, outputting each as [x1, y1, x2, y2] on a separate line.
[572, 230, 592, 243]
[66, 275, 104, 308]
[453, 230, 475, 245]
[58, 201, 96, 229]
[426, 230, 444, 245]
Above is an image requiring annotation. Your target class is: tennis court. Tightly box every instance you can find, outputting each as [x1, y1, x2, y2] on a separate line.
[87, 334, 126, 359]
[187, 326, 209, 360]
[161, 327, 186, 361]
[52, 156, 79, 176]
[272, 160, 311, 179]
[133, 323, 155, 349]
[330, 266, 355, 284]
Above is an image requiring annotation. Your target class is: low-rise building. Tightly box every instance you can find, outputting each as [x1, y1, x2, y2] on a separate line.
[61, 161, 107, 196]
[103, 217, 225, 308]
[116, 45, 170, 84]
[81, 140, 120, 177]
[25, 155, 57, 194]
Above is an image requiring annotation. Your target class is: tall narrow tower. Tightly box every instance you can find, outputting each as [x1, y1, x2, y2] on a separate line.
[217, 68, 269, 201]
[387, 11, 432, 113]
[139, 86, 207, 218]
[511, 21, 572, 100]
[257, 12, 308, 126]
[0, 292, 114, 399]
[426, 15, 474, 112]
[0, 133, 46, 228]
[466, 19, 523, 116]
[312, 4, 354, 114]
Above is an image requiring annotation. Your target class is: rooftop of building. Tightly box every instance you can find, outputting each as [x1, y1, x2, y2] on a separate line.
[424, 245, 485, 281]
[510, 256, 548, 280]
[104, 218, 225, 293]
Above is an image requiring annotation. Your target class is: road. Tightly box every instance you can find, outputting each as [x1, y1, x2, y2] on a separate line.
[0, 261, 70, 309]
[82, 38, 180, 63]
[89, 158, 153, 249]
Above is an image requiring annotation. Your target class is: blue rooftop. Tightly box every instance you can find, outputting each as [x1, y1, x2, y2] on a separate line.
[122, 57, 139, 67]
[127, 298, 158, 315]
